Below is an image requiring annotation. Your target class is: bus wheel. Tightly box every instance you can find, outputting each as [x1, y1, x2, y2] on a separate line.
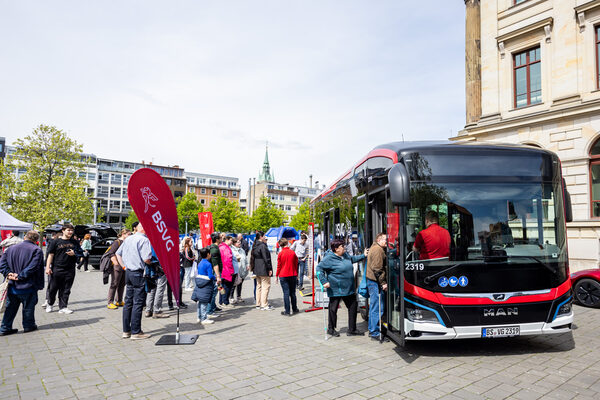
[575, 278, 600, 308]
[360, 298, 369, 321]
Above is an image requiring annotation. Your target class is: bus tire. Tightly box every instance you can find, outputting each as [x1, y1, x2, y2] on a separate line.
[360, 297, 369, 321]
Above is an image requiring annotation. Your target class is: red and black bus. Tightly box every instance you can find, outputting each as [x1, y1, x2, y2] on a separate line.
[312, 141, 573, 345]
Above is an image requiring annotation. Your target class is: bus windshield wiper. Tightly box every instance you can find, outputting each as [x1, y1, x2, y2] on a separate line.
[423, 263, 468, 285]
[502, 255, 559, 276]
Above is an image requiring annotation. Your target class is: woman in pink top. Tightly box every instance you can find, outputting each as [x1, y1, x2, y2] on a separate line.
[219, 236, 235, 308]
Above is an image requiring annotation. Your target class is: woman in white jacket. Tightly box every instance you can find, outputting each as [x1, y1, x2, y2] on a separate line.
[230, 237, 248, 303]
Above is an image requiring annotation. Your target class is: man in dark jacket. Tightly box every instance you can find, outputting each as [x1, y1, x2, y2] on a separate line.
[206, 233, 223, 316]
[0, 231, 45, 335]
[252, 231, 273, 310]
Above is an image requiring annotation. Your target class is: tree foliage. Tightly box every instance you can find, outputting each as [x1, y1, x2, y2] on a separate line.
[250, 196, 286, 232]
[208, 196, 247, 233]
[124, 210, 139, 230]
[290, 199, 312, 232]
[0, 125, 93, 229]
[176, 192, 203, 233]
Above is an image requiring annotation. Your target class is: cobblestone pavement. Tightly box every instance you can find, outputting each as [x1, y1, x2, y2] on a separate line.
[1, 270, 599, 400]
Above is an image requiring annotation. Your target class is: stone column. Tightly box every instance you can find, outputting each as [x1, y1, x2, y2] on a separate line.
[465, 0, 481, 125]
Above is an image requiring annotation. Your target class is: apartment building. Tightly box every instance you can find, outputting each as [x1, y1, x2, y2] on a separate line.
[185, 172, 240, 207]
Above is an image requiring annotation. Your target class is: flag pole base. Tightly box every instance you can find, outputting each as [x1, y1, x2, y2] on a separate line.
[155, 334, 198, 345]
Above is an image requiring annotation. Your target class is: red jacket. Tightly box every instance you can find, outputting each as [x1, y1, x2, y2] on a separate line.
[276, 247, 298, 278]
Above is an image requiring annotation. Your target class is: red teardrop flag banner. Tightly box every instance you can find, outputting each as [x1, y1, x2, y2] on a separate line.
[128, 168, 181, 303]
[198, 212, 213, 248]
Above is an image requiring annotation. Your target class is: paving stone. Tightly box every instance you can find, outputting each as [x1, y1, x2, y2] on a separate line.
[1, 272, 599, 399]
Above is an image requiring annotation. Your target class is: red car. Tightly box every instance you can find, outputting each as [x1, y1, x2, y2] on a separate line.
[571, 269, 600, 308]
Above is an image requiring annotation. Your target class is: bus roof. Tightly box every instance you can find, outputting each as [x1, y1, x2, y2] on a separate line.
[312, 140, 556, 203]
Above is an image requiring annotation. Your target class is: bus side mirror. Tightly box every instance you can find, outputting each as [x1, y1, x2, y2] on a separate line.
[563, 178, 573, 223]
[388, 163, 411, 206]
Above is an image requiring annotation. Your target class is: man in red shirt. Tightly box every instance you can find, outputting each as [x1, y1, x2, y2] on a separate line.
[413, 211, 451, 260]
[276, 238, 299, 316]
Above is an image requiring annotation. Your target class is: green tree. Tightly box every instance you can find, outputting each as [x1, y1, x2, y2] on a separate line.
[0, 124, 93, 229]
[176, 192, 203, 234]
[233, 212, 251, 233]
[208, 196, 245, 233]
[290, 199, 312, 232]
[124, 210, 139, 230]
[250, 196, 286, 232]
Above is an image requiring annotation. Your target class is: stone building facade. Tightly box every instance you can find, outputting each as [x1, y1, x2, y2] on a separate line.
[456, 0, 600, 271]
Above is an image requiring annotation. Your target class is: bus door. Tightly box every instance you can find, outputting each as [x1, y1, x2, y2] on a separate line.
[385, 195, 405, 345]
[367, 191, 387, 243]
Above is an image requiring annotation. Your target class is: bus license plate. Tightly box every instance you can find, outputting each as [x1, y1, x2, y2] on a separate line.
[482, 326, 520, 338]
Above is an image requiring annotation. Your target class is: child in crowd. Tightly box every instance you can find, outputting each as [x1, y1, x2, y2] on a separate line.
[191, 248, 216, 325]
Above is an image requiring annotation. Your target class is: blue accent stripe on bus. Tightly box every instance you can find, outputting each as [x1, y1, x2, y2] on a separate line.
[552, 296, 572, 321]
[404, 298, 446, 327]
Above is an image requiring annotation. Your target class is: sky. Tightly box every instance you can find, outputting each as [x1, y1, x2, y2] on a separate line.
[0, 1, 466, 196]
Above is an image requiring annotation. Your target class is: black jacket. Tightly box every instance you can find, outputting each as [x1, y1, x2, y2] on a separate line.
[251, 241, 272, 276]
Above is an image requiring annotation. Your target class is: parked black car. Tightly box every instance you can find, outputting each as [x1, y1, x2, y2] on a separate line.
[74, 224, 118, 269]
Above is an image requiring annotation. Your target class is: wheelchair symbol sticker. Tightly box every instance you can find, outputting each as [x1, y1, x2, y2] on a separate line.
[438, 277, 449, 288]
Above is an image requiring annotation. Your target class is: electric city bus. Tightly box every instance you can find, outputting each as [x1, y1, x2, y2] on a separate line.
[311, 141, 574, 345]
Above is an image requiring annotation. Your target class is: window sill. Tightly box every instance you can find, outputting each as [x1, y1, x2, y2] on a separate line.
[509, 102, 544, 112]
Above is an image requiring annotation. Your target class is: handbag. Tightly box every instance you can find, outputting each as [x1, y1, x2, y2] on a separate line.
[0, 278, 10, 314]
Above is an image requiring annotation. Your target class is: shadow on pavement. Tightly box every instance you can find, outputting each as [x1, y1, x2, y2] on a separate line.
[66, 298, 106, 305]
[41, 317, 105, 330]
[393, 332, 575, 364]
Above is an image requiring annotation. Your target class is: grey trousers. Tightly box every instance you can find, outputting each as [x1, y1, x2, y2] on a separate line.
[146, 275, 168, 313]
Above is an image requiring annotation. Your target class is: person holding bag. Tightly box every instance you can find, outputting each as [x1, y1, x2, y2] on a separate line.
[105, 229, 132, 309]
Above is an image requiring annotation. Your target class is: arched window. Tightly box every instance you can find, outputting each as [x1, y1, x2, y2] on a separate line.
[590, 138, 600, 217]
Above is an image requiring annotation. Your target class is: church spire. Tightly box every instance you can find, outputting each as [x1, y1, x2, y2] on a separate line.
[258, 142, 274, 182]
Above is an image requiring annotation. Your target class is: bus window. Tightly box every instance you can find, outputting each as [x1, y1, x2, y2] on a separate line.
[357, 196, 366, 252]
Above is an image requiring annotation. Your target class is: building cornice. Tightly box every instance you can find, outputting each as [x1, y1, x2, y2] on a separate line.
[455, 97, 600, 140]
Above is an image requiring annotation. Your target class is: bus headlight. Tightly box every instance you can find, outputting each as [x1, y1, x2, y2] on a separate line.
[406, 306, 441, 324]
[557, 302, 571, 316]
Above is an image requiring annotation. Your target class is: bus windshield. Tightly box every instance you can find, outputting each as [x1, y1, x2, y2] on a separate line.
[404, 181, 568, 292]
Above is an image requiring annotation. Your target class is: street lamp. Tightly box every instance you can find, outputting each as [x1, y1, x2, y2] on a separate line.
[184, 215, 190, 236]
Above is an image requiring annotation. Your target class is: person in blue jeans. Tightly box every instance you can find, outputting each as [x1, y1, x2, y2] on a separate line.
[0, 231, 45, 336]
[192, 248, 216, 325]
[366, 233, 389, 341]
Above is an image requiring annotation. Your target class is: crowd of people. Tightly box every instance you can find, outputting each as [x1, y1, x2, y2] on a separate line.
[0, 214, 452, 342]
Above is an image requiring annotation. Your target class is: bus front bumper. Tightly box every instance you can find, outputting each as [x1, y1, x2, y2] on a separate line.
[403, 312, 573, 340]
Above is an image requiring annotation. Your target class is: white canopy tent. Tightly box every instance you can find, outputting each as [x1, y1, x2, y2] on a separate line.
[0, 207, 33, 231]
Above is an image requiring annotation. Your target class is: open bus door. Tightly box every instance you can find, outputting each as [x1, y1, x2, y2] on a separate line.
[386, 163, 411, 347]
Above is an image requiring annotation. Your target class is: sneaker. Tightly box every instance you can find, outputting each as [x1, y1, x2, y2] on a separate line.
[144, 311, 153, 318]
[178, 303, 188, 309]
[131, 333, 151, 340]
[86, 269, 91, 272]
[45, 305, 53, 313]
[220, 304, 233, 309]
[152, 312, 170, 319]
[58, 308, 74, 314]
[230, 299, 237, 304]
[346, 330, 364, 336]
[281, 311, 290, 316]
[117, 302, 125, 307]
[215, 307, 222, 312]
[370, 335, 390, 342]
[206, 313, 220, 318]
[41, 300, 48, 308]
[261, 305, 275, 311]
[107, 303, 118, 310]
[255, 305, 261, 310]
[196, 318, 201, 323]
[122, 332, 131, 339]
[201, 319, 215, 325]
[237, 298, 244, 303]
[292, 309, 300, 314]
[168, 305, 175, 311]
